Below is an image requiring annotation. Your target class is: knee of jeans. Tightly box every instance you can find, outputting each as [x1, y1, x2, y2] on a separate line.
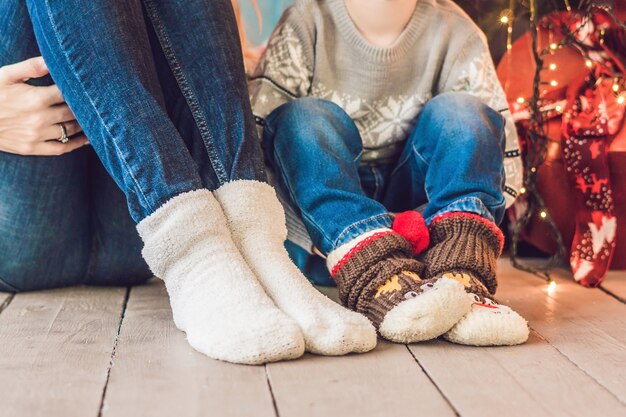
[271, 98, 363, 158]
[420, 92, 505, 151]
[424, 92, 504, 128]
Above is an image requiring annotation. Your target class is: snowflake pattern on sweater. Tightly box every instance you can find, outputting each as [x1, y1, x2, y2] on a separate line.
[311, 84, 431, 161]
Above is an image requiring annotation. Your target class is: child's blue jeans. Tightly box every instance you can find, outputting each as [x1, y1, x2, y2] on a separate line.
[263, 94, 507, 283]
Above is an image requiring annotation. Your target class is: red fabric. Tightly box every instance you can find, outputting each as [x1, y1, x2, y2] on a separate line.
[392, 211, 430, 255]
[561, 72, 621, 287]
[498, 8, 626, 285]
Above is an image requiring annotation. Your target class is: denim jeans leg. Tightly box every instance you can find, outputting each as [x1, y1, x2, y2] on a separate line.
[0, 149, 92, 292]
[1, 5, 155, 291]
[384, 92, 507, 225]
[263, 98, 394, 255]
[26, 0, 206, 222]
[0, 1, 49, 86]
[85, 150, 153, 287]
[142, 0, 266, 187]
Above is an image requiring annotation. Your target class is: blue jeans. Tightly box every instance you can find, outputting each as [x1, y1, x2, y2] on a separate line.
[0, 0, 264, 290]
[264, 94, 506, 257]
[24, 0, 265, 222]
[0, 148, 152, 292]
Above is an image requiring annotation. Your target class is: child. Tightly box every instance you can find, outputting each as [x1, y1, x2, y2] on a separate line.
[250, 0, 529, 346]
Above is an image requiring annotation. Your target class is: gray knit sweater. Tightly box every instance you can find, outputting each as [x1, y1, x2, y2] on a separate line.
[249, 0, 523, 251]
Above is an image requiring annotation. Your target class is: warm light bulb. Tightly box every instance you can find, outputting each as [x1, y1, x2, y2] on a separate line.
[547, 280, 557, 295]
[555, 105, 562, 112]
[519, 187, 526, 194]
[613, 84, 620, 92]
[516, 97, 525, 104]
[499, 9, 513, 26]
[585, 60, 593, 68]
[550, 43, 558, 50]
[540, 211, 548, 219]
[618, 95, 625, 105]
[550, 80, 558, 87]
[549, 63, 557, 70]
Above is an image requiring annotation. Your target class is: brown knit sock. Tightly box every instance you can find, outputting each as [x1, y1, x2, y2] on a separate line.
[331, 232, 427, 329]
[418, 213, 529, 346]
[420, 212, 504, 295]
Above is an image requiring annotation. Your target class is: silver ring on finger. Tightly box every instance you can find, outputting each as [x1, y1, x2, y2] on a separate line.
[57, 123, 69, 144]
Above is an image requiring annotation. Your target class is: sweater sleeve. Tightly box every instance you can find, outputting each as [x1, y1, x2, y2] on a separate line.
[438, 32, 523, 207]
[248, 6, 315, 127]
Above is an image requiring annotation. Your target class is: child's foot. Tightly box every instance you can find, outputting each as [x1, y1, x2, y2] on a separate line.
[329, 229, 470, 343]
[419, 212, 529, 346]
[214, 181, 377, 355]
[137, 189, 305, 364]
[440, 272, 529, 346]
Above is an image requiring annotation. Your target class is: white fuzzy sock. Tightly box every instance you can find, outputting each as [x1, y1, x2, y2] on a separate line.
[137, 189, 305, 365]
[444, 295, 529, 346]
[214, 180, 377, 355]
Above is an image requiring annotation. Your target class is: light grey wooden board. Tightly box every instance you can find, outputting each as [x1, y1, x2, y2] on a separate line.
[601, 270, 626, 302]
[0, 286, 127, 417]
[266, 341, 456, 417]
[497, 260, 626, 405]
[409, 331, 625, 417]
[101, 280, 277, 417]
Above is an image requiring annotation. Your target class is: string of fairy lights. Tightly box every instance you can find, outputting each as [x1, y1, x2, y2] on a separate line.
[497, 0, 623, 287]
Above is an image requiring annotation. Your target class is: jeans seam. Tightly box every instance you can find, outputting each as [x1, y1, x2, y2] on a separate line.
[142, 0, 228, 184]
[42, 0, 154, 214]
[390, 140, 429, 178]
[334, 212, 393, 247]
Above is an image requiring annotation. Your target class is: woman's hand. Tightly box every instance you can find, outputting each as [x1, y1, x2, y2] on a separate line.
[0, 56, 89, 156]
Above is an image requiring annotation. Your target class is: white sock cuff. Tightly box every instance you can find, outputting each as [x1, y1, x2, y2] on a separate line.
[136, 188, 224, 278]
[326, 228, 393, 272]
[214, 180, 287, 238]
[136, 189, 217, 238]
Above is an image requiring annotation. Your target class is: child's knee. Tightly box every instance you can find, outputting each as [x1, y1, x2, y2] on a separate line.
[270, 97, 340, 124]
[420, 92, 505, 152]
[268, 98, 363, 159]
[424, 93, 505, 131]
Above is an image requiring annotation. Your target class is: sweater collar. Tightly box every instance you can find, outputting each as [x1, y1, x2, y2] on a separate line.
[328, 0, 429, 63]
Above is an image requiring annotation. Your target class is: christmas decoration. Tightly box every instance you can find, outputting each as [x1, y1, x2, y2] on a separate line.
[498, 0, 626, 287]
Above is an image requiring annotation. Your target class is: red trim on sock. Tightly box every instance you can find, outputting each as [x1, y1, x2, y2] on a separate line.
[330, 231, 394, 277]
[431, 212, 505, 252]
[392, 211, 430, 255]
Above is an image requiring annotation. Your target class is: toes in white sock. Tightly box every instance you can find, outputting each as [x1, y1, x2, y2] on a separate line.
[215, 181, 377, 355]
[444, 296, 529, 346]
[137, 189, 305, 364]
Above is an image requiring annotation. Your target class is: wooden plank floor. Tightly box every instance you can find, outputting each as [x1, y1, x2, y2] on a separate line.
[0, 259, 625, 417]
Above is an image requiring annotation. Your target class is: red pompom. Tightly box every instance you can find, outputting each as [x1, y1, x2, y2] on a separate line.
[392, 211, 430, 255]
